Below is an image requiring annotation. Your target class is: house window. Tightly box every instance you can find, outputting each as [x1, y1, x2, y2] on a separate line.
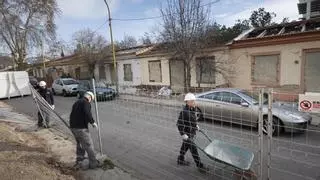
[252, 54, 279, 85]
[123, 64, 133, 81]
[196, 56, 216, 84]
[305, 51, 320, 92]
[148, 60, 162, 82]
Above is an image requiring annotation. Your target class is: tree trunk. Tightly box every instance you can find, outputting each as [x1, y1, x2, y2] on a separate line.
[185, 61, 191, 93]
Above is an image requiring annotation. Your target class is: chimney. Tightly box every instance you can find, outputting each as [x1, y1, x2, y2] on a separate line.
[298, 0, 320, 20]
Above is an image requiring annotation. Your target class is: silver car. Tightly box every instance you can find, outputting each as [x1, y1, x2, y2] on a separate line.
[195, 88, 312, 135]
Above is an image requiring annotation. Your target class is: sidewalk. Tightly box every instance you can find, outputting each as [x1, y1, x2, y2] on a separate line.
[119, 94, 184, 108]
[118, 95, 320, 126]
[0, 101, 139, 180]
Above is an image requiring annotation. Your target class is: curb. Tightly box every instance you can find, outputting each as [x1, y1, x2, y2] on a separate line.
[117, 97, 183, 108]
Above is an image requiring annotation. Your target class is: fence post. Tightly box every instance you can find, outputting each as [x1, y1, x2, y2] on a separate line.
[258, 88, 264, 180]
[92, 78, 103, 155]
[267, 88, 273, 180]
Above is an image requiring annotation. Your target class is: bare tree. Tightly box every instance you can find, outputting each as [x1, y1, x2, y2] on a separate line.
[159, 0, 211, 91]
[116, 35, 138, 49]
[139, 32, 153, 45]
[0, 0, 60, 70]
[72, 28, 109, 78]
[46, 39, 72, 59]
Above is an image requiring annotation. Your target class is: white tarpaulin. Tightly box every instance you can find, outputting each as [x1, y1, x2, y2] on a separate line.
[0, 71, 31, 99]
[299, 93, 320, 113]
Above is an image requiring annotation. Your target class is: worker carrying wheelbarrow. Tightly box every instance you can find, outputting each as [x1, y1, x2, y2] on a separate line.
[176, 93, 209, 173]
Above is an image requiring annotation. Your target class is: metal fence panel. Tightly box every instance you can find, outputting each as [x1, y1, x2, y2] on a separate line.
[267, 90, 320, 180]
[96, 83, 262, 179]
[29, 85, 74, 138]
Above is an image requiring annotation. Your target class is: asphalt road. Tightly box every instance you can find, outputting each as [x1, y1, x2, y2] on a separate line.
[4, 95, 320, 180]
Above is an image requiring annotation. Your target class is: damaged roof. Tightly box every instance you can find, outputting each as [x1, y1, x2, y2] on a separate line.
[228, 17, 320, 48]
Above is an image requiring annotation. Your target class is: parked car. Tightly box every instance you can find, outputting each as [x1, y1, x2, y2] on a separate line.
[77, 80, 117, 101]
[29, 76, 38, 89]
[195, 88, 312, 135]
[52, 78, 79, 96]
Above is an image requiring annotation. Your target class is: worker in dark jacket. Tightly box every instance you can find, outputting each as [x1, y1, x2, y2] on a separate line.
[37, 81, 54, 128]
[176, 93, 208, 173]
[70, 91, 100, 169]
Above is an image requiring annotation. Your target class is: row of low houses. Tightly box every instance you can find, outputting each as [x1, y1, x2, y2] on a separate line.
[30, 18, 320, 97]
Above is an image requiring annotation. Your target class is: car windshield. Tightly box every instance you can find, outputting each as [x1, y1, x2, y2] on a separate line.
[240, 90, 259, 105]
[63, 79, 78, 85]
[95, 82, 107, 88]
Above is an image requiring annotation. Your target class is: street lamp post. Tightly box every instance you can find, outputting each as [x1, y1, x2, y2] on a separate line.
[103, 0, 118, 93]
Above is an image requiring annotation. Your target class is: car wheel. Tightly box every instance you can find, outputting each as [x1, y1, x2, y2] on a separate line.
[63, 90, 67, 97]
[263, 116, 282, 136]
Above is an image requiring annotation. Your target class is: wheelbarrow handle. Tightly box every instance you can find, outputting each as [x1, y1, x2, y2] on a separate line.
[197, 129, 213, 143]
[191, 129, 213, 154]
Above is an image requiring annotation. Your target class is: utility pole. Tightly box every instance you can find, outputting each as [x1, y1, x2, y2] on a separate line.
[103, 0, 118, 93]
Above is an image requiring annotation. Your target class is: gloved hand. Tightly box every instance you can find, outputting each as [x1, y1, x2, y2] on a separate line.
[92, 123, 98, 128]
[51, 105, 55, 110]
[182, 134, 189, 140]
[196, 125, 200, 131]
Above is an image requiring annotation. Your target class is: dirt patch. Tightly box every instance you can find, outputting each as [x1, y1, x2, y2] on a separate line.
[0, 123, 75, 180]
[0, 142, 45, 152]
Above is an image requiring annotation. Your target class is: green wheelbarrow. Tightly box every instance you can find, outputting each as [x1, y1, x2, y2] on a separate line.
[193, 130, 257, 180]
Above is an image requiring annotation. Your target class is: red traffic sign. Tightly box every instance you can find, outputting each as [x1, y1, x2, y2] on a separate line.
[300, 100, 312, 110]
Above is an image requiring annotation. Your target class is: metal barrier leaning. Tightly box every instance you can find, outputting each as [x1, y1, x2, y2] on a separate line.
[29, 85, 74, 138]
[266, 90, 320, 180]
[95, 84, 264, 180]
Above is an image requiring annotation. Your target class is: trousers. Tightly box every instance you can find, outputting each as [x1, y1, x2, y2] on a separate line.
[71, 128, 99, 168]
[178, 138, 201, 167]
[38, 111, 50, 127]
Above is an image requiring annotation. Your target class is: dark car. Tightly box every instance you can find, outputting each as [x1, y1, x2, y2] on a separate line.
[29, 76, 38, 89]
[77, 80, 117, 101]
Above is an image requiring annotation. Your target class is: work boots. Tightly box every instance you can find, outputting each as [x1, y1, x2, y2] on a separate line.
[177, 155, 190, 166]
[197, 163, 210, 174]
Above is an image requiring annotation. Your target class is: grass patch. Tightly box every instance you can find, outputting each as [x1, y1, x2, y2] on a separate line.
[102, 159, 115, 170]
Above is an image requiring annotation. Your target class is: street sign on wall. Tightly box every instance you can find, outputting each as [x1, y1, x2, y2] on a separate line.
[299, 93, 320, 113]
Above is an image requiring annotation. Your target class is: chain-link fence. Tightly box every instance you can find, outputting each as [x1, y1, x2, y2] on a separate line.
[90, 82, 262, 179]
[29, 85, 74, 138]
[27, 79, 320, 180]
[266, 90, 320, 180]
[89, 81, 320, 180]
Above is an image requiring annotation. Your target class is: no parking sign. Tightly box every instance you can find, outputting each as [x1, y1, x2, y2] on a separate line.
[299, 93, 320, 113]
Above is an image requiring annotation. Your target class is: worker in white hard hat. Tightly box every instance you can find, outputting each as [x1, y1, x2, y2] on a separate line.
[37, 81, 55, 128]
[176, 93, 208, 173]
[69, 91, 100, 169]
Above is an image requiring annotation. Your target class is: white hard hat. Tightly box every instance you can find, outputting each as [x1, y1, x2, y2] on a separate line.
[184, 93, 196, 101]
[85, 91, 95, 101]
[39, 81, 46, 87]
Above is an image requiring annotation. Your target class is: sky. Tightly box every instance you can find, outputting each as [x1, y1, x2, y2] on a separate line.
[55, 0, 301, 45]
